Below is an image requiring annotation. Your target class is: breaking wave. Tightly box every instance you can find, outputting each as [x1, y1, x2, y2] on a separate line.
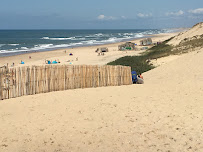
[0, 28, 180, 56]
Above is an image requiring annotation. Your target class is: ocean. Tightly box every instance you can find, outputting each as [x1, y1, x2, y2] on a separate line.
[0, 29, 178, 57]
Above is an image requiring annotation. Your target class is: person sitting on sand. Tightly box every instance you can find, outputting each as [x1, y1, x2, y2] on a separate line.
[137, 73, 144, 84]
[139, 73, 143, 79]
[20, 60, 25, 64]
[45, 60, 51, 64]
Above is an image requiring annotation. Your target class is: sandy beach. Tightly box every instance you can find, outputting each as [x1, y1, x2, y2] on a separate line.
[0, 29, 203, 152]
[0, 33, 177, 68]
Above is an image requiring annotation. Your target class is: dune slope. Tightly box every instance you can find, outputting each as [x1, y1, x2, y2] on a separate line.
[0, 46, 203, 151]
[168, 22, 203, 46]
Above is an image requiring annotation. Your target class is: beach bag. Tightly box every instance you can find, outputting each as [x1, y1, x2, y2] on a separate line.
[131, 71, 137, 84]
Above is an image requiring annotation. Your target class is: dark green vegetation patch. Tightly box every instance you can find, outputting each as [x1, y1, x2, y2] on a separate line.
[108, 35, 203, 74]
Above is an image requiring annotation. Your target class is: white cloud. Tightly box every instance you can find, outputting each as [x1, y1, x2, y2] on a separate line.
[137, 13, 152, 18]
[97, 15, 117, 20]
[121, 16, 127, 19]
[189, 8, 203, 14]
[166, 10, 184, 16]
[97, 15, 105, 20]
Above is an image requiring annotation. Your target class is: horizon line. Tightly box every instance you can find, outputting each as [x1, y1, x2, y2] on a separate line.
[0, 28, 186, 30]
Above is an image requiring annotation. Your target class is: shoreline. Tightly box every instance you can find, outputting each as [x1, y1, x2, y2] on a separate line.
[0, 32, 179, 68]
[0, 34, 154, 58]
[0, 28, 184, 58]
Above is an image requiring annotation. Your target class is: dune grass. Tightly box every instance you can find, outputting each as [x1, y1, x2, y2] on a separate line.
[107, 38, 174, 74]
[107, 35, 203, 74]
[107, 55, 154, 74]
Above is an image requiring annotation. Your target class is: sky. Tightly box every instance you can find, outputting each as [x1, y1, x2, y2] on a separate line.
[0, 0, 203, 29]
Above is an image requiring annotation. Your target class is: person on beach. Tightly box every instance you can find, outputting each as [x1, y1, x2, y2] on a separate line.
[20, 60, 25, 64]
[139, 73, 143, 79]
[137, 73, 144, 84]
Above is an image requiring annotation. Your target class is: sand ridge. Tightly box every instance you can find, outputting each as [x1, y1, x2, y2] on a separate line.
[168, 22, 203, 46]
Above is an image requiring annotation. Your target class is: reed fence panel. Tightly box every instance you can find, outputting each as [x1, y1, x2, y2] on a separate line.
[0, 65, 132, 100]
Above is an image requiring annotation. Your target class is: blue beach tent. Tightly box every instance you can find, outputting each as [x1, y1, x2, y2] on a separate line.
[131, 71, 137, 84]
[52, 61, 57, 64]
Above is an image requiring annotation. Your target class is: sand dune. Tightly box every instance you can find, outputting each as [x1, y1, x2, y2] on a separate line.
[0, 50, 202, 151]
[168, 22, 203, 46]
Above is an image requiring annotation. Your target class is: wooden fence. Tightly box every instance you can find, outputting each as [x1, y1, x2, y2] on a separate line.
[0, 65, 132, 100]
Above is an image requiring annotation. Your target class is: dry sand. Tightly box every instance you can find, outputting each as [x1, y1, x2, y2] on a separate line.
[0, 32, 203, 152]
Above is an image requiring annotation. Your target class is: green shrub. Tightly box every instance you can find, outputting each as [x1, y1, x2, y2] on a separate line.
[107, 56, 154, 74]
[107, 38, 173, 74]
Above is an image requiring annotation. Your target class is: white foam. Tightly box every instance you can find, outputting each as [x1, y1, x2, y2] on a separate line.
[41, 37, 50, 39]
[72, 37, 86, 40]
[69, 42, 83, 46]
[135, 33, 144, 38]
[21, 47, 29, 50]
[0, 43, 75, 54]
[123, 33, 134, 36]
[54, 44, 71, 48]
[0, 49, 28, 53]
[85, 33, 108, 38]
[8, 44, 19, 46]
[0, 50, 7, 53]
[94, 33, 103, 36]
[81, 40, 99, 44]
[41, 37, 74, 40]
[38, 44, 54, 48]
[30, 44, 54, 50]
[101, 37, 125, 43]
[50, 37, 73, 40]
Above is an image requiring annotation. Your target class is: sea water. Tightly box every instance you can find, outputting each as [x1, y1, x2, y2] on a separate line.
[0, 29, 178, 57]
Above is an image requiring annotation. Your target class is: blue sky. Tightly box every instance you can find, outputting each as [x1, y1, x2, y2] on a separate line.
[0, 0, 203, 29]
